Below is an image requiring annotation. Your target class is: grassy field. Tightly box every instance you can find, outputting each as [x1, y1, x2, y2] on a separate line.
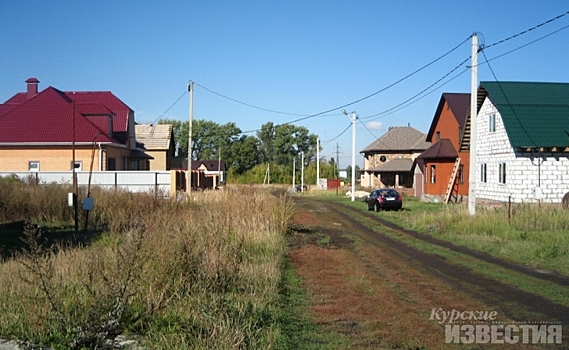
[0, 177, 295, 349]
[301, 189, 569, 277]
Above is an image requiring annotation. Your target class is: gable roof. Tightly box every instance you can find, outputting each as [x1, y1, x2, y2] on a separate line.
[0, 87, 116, 144]
[368, 158, 414, 172]
[417, 139, 458, 159]
[426, 93, 470, 141]
[135, 124, 174, 150]
[361, 126, 430, 153]
[2, 81, 132, 133]
[181, 160, 227, 171]
[64, 91, 132, 132]
[479, 81, 569, 148]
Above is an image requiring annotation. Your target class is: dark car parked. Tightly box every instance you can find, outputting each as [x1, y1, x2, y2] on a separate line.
[365, 188, 402, 212]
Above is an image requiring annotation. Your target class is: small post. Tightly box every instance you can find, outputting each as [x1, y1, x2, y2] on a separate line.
[508, 195, 512, 224]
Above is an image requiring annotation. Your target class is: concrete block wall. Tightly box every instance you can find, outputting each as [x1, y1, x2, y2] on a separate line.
[476, 99, 569, 203]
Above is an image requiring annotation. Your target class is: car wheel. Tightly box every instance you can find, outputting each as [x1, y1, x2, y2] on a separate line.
[367, 203, 373, 211]
[374, 202, 380, 212]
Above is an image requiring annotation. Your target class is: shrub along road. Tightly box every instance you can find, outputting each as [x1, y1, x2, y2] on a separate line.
[288, 195, 569, 349]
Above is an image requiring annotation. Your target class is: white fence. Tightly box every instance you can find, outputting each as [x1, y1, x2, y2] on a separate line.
[0, 171, 172, 195]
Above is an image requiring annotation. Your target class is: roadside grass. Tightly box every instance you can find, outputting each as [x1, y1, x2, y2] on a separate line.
[0, 181, 295, 349]
[274, 258, 346, 350]
[324, 195, 569, 276]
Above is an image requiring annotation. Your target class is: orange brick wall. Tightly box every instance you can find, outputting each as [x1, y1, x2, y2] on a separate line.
[433, 101, 461, 144]
[0, 145, 131, 171]
[423, 99, 471, 197]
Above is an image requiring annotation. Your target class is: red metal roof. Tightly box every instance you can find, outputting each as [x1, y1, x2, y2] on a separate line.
[2, 86, 131, 133]
[0, 87, 116, 143]
[64, 91, 131, 132]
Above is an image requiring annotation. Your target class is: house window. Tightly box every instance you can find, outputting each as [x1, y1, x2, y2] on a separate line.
[499, 162, 506, 184]
[28, 161, 40, 172]
[436, 131, 441, 142]
[489, 114, 496, 132]
[458, 164, 464, 184]
[430, 165, 436, 183]
[399, 174, 405, 186]
[108, 158, 116, 171]
[459, 127, 463, 142]
[70, 161, 82, 171]
[480, 163, 487, 183]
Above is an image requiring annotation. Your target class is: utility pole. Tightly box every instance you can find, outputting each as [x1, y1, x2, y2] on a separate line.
[72, 99, 78, 233]
[468, 34, 478, 215]
[335, 143, 341, 179]
[316, 137, 320, 188]
[292, 157, 296, 191]
[342, 110, 358, 202]
[187, 81, 194, 199]
[301, 151, 304, 192]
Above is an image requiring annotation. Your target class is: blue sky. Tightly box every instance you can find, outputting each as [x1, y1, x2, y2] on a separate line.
[2, 1, 569, 168]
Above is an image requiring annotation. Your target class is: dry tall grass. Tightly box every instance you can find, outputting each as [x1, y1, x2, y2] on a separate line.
[0, 178, 293, 349]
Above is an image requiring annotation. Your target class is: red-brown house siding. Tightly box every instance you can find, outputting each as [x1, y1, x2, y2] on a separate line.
[422, 95, 470, 197]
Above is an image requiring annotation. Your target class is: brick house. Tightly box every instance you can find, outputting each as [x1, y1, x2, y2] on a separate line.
[417, 93, 471, 202]
[0, 78, 151, 172]
[360, 126, 431, 189]
[135, 124, 182, 170]
[471, 81, 569, 203]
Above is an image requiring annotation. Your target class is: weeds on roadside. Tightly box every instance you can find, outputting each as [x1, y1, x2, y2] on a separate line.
[0, 184, 294, 349]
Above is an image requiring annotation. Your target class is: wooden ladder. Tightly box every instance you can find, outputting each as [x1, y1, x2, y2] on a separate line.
[444, 158, 461, 204]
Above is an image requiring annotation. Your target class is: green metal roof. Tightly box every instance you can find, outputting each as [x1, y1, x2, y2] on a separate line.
[480, 81, 569, 148]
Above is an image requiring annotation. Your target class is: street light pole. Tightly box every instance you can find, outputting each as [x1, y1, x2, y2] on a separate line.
[187, 81, 194, 199]
[342, 110, 357, 202]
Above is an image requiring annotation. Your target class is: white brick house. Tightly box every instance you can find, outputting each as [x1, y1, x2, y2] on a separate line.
[474, 81, 569, 203]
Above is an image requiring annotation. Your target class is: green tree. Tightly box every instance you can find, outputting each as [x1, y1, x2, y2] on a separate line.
[257, 122, 318, 168]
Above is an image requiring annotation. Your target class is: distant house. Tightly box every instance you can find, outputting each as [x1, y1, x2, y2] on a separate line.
[360, 126, 431, 189]
[417, 93, 471, 202]
[180, 159, 226, 189]
[135, 124, 182, 170]
[0, 78, 151, 172]
[469, 81, 569, 203]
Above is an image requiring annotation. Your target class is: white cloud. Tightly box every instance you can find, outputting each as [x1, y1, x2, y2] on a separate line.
[365, 121, 383, 130]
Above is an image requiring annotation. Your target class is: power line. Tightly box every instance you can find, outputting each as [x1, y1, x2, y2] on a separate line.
[194, 82, 308, 116]
[361, 55, 471, 121]
[138, 89, 187, 130]
[481, 23, 569, 65]
[481, 49, 537, 148]
[321, 123, 351, 144]
[485, 10, 569, 49]
[359, 119, 378, 140]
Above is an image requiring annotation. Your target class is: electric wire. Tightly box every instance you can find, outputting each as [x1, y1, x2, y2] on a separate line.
[138, 90, 188, 132]
[320, 123, 352, 145]
[360, 56, 471, 120]
[481, 49, 538, 148]
[480, 23, 569, 65]
[194, 82, 309, 116]
[484, 10, 569, 49]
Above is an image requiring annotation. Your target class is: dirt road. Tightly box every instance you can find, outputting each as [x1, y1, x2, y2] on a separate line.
[289, 196, 569, 349]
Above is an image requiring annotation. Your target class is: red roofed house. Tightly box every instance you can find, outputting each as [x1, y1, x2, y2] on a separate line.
[0, 78, 151, 172]
[417, 93, 471, 202]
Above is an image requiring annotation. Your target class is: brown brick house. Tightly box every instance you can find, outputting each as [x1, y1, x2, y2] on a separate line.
[417, 93, 470, 202]
[360, 126, 431, 189]
[0, 78, 151, 172]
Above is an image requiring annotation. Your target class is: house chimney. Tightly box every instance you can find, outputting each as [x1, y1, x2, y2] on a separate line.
[26, 78, 40, 99]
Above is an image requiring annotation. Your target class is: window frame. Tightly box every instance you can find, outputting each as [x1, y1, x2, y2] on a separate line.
[498, 162, 506, 184]
[489, 114, 496, 133]
[480, 163, 487, 183]
[28, 161, 40, 172]
[430, 165, 436, 184]
[458, 164, 464, 184]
